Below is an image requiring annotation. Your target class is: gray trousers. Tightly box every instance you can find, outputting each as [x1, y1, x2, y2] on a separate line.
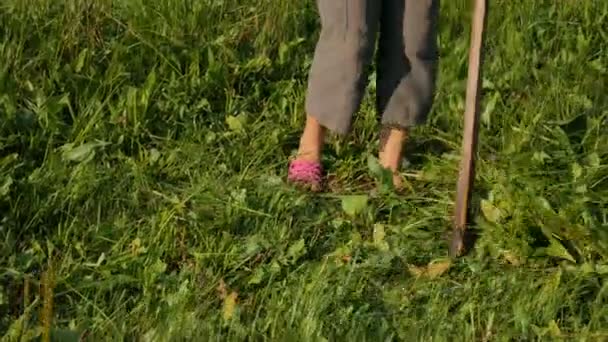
[305, 0, 440, 135]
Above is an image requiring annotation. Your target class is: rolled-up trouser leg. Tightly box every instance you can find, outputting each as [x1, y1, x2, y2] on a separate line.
[305, 0, 381, 135]
[377, 0, 440, 128]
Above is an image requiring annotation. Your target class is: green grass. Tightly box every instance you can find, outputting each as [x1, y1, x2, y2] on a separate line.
[1, 0, 607, 340]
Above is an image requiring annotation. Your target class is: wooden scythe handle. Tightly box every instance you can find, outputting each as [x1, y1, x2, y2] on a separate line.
[450, 0, 488, 258]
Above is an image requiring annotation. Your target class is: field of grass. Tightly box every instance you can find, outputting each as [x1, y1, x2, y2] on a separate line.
[1, 0, 607, 340]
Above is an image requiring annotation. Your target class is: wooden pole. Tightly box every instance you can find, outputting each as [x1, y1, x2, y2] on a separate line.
[449, 0, 488, 258]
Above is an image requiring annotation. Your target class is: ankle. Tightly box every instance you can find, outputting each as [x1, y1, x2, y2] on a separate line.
[378, 126, 408, 171]
[295, 150, 321, 163]
[296, 114, 326, 163]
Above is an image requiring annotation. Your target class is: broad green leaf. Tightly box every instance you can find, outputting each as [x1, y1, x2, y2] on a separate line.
[340, 195, 368, 217]
[503, 250, 523, 266]
[207, 46, 216, 69]
[226, 114, 246, 133]
[367, 155, 384, 177]
[61, 143, 95, 162]
[0, 153, 18, 168]
[205, 131, 217, 144]
[143, 68, 157, 96]
[586, 152, 600, 168]
[545, 238, 576, 263]
[60, 141, 108, 162]
[141, 68, 157, 109]
[373, 224, 389, 251]
[425, 259, 453, 278]
[408, 259, 452, 279]
[244, 236, 262, 256]
[74, 48, 88, 73]
[130, 238, 146, 256]
[0, 176, 13, 197]
[571, 162, 583, 180]
[150, 259, 167, 275]
[596, 264, 608, 274]
[480, 199, 502, 223]
[481, 91, 499, 126]
[148, 148, 160, 164]
[535, 196, 554, 213]
[278, 42, 289, 65]
[547, 320, 562, 337]
[580, 263, 595, 274]
[248, 267, 266, 285]
[532, 151, 550, 164]
[286, 238, 306, 261]
[589, 58, 606, 73]
[269, 261, 281, 274]
[367, 155, 394, 192]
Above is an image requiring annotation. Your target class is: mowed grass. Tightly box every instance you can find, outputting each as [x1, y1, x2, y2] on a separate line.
[1, 0, 607, 340]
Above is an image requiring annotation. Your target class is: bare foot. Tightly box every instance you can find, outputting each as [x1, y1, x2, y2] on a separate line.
[288, 115, 326, 192]
[378, 126, 408, 190]
[295, 115, 325, 163]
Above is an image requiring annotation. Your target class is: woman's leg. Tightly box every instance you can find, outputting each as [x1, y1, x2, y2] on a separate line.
[296, 116, 326, 163]
[376, 0, 440, 188]
[291, 1, 380, 189]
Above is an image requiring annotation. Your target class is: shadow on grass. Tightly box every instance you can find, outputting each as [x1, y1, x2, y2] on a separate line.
[403, 135, 452, 167]
[446, 186, 489, 257]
